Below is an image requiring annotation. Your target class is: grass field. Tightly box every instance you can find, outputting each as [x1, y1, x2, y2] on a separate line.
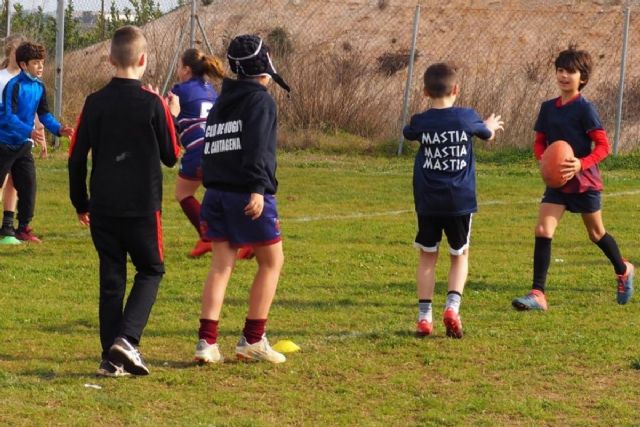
[1, 148, 639, 426]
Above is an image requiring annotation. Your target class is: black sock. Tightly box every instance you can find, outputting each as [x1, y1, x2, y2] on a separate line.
[2, 211, 14, 228]
[446, 291, 462, 297]
[532, 237, 552, 292]
[595, 233, 626, 275]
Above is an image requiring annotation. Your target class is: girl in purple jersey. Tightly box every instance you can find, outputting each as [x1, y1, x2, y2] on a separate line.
[171, 48, 225, 257]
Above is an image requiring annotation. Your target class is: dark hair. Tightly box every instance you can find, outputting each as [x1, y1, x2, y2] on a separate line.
[181, 48, 225, 80]
[110, 25, 147, 67]
[15, 42, 45, 64]
[555, 45, 592, 90]
[423, 62, 457, 98]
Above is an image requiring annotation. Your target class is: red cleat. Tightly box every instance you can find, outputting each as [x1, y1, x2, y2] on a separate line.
[443, 308, 463, 339]
[415, 319, 433, 337]
[236, 246, 255, 260]
[15, 226, 42, 244]
[189, 239, 212, 258]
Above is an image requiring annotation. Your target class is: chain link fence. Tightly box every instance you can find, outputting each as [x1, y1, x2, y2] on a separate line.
[1, 0, 640, 152]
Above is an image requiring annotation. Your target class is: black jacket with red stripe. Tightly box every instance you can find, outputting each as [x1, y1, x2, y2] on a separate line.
[68, 78, 179, 216]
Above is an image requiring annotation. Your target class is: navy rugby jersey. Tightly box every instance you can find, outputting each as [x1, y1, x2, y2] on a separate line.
[68, 78, 180, 216]
[201, 78, 278, 195]
[403, 107, 492, 216]
[534, 95, 604, 193]
[171, 77, 217, 151]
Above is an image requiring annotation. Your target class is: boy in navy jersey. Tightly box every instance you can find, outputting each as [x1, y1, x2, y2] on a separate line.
[193, 34, 290, 364]
[512, 46, 634, 311]
[403, 62, 503, 338]
[69, 26, 180, 376]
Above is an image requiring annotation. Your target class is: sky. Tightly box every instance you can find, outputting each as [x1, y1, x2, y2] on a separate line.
[11, 0, 180, 13]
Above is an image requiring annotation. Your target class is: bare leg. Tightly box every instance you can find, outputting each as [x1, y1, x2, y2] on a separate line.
[246, 241, 284, 319]
[199, 241, 237, 320]
[416, 250, 438, 300]
[448, 249, 469, 294]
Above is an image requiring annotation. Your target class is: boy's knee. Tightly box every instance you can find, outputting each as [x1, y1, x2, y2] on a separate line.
[588, 229, 605, 242]
[534, 224, 553, 238]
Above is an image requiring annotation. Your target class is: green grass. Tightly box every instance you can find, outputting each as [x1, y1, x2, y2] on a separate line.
[1, 149, 640, 426]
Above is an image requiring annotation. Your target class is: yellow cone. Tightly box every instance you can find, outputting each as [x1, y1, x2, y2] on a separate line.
[272, 340, 300, 353]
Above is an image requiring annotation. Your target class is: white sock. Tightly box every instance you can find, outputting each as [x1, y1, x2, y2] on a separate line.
[445, 292, 461, 314]
[418, 300, 432, 323]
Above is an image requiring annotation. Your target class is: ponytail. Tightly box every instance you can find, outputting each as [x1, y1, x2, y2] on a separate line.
[181, 48, 225, 80]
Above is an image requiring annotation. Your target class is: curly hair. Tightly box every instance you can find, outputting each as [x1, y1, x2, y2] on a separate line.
[15, 42, 45, 64]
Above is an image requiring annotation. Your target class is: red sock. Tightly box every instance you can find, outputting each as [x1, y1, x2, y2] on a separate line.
[199, 319, 219, 344]
[179, 196, 201, 236]
[243, 318, 267, 344]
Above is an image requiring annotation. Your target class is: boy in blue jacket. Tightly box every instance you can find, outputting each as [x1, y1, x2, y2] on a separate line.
[0, 42, 73, 242]
[403, 62, 503, 338]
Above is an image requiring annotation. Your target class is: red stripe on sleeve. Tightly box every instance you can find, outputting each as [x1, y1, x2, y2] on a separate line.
[581, 129, 610, 170]
[533, 131, 546, 160]
[141, 86, 181, 158]
[68, 111, 84, 156]
[155, 210, 164, 262]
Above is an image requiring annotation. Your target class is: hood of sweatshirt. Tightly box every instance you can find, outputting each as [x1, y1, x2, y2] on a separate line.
[214, 77, 268, 116]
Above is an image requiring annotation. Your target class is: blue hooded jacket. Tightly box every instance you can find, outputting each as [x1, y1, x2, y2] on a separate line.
[0, 70, 61, 146]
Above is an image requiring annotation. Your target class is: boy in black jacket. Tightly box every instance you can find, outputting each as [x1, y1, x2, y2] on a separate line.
[68, 25, 180, 376]
[194, 35, 290, 364]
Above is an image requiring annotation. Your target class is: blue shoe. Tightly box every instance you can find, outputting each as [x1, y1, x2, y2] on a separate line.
[616, 262, 634, 305]
[512, 289, 548, 311]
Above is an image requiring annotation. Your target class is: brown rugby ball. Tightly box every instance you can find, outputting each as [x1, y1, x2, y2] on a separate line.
[540, 140, 574, 188]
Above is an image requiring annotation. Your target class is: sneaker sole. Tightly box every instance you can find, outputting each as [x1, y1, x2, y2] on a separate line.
[96, 368, 130, 378]
[236, 352, 285, 364]
[108, 346, 150, 375]
[194, 356, 223, 365]
[512, 300, 531, 311]
[443, 318, 463, 339]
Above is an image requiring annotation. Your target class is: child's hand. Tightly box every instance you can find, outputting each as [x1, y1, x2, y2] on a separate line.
[145, 84, 160, 94]
[244, 193, 264, 220]
[484, 113, 504, 140]
[77, 212, 90, 226]
[165, 91, 180, 117]
[560, 157, 581, 180]
[60, 126, 74, 138]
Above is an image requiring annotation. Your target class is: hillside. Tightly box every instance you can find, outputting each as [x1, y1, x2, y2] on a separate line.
[62, 0, 640, 149]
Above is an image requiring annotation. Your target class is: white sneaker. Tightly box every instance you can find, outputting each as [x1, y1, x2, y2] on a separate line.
[235, 335, 286, 364]
[194, 339, 223, 364]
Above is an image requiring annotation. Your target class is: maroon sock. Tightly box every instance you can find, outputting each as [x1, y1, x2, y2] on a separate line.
[199, 319, 219, 345]
[243, 318, 267, 344]
[179, 196, 202, 236]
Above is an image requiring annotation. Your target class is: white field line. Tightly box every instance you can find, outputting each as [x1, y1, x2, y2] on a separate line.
[286, 189, 640, 223]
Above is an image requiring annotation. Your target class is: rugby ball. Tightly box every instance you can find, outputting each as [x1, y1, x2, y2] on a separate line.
[540, 140, 574, 188]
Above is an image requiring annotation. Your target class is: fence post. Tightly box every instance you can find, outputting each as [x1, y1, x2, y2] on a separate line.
[397, 4, 420, 156]
[190, 0, 196, 48]
[613, 6, 630, 156]
[5, 0, 11, 37]
[53, 0, 65, 149]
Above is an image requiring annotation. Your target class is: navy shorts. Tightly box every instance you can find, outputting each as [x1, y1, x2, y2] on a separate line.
[541, 188, 601, 213]
[200, 188, 281, 248]
[178, 147, 203, 181]
[414, 214, 472, 256]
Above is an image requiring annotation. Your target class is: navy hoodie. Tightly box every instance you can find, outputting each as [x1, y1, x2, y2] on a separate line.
[201, 78, 278, 195]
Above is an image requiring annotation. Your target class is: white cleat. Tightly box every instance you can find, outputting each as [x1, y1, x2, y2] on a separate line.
[235, 335, 286, 364]
[194, 339, 224, 364]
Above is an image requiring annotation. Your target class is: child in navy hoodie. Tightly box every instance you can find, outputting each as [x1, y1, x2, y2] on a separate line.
[194, 35, 291, 364]
[403, 62, 503, 339]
